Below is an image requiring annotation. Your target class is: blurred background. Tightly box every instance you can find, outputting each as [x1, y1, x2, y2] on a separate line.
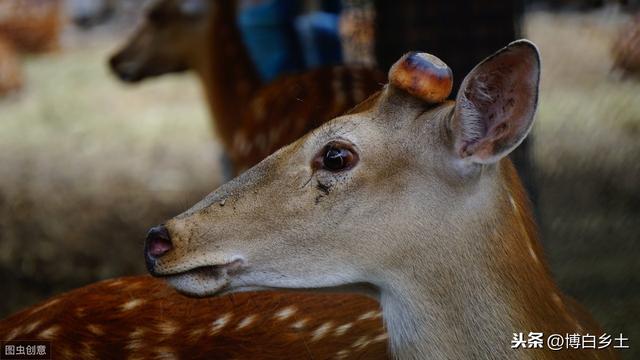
[0, 0, 638, 357]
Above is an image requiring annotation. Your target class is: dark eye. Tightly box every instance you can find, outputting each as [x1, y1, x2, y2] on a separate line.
[315, 143, 358, 172]
[148, 7, 170, 25]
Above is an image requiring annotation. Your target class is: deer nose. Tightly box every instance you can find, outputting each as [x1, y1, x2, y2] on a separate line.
[145, 225, 173, 259]
[109, 53, 141, 82]
[108, 54, 123, 73]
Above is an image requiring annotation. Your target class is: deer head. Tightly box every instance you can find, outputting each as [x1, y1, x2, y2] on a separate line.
[109, 0, 212, 82]
[145, 39, 539, 293]
[142, 41, 601, 359]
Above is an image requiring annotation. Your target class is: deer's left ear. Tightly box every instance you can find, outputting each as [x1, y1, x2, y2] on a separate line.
[452, 40, 540, 164]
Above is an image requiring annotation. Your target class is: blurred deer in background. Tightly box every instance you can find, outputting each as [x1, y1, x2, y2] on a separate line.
[612, 13, 640, 77]
[143, 41, 617, 359]
[109, 0, 384, 176]
[0, 0, 61, 98]
[339, 0, 376, 67]
[0, 35, 23, 97]
[0, 0, 62, 53]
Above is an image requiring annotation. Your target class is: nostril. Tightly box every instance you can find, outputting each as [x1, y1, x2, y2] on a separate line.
[146, 225, 173, 259]
[108, 55, 121, 70]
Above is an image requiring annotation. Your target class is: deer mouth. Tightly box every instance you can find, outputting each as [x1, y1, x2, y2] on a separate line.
[163, 259, 246, 297]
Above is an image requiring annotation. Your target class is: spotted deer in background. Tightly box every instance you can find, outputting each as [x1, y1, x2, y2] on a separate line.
[109, 0, 385, 176]
[141, 41, 618, 359]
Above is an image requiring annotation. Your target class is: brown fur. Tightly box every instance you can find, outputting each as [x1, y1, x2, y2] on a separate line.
[0, 276, 387, 359]
[0, 35, 23, 97]
[0, 0, 62, 54]
[490, 161, 617, 359]
[612, 14, 640, 77]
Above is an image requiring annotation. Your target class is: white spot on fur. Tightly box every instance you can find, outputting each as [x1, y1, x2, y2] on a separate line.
[5, 326, 22, 341]
[187, 328, 205, 343]
[29, 298, 60, 314]
[373, 333, 389, 342]
[24, 320, 42, 333]
[121, 298, 145, 311]
[157, 320, 178, 335]
[187, 328, 204, 340]
[126, 340, 143, 352]
[125, 281, 142, 290]
[87, 324, 105, 336]
[291, 318, 308, 330]
[107, 279, 124, 287]
[528, 242, 539, 263]
[311, 322, 333, 341]
[274, 306, 297, 321]
[76, 307, 86, 317]
[352, 335, 371, 350]
[334, 322, 353, 336]
[211, 313, 232, 334]
[236, 314, 257, 330]
[126, 328, 146, 351]
[509, 195, 518, 211]
[551, 293, 563, 306]
[334, 349, 350, 359]
[357, 311, 381, 321]
[153, 347, 178, 360]
[129, 327, 145, 339]
[81, 342, 97, 359]
[38, 325, 60, 340]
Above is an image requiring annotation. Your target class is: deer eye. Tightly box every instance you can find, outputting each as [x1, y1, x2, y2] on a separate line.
[314, 142, 358, 172]
[148, 7, 170, 25]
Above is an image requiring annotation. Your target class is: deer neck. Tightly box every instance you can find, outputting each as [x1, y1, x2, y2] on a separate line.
[195, 0, 262, 148]
[377, 161, 584, 360]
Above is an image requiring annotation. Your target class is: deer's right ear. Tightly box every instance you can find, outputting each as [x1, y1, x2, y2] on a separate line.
[451, 40, 540, 164]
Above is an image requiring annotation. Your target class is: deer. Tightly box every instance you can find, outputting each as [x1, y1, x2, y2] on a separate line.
[0, 35, 23, 97]
[612, 13, 640, 78]
[109, 0, 385, 177]
[140, 40, 618, 359]
[0, 0, 62, 54]
[0, 42, 617, 360]
[0, 276, 387, 359]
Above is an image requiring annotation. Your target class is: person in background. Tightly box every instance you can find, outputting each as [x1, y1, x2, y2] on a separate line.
[237, 0, 343, 81]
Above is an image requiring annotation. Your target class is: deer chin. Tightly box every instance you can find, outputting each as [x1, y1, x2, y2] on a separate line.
[164, 259, 246, 297]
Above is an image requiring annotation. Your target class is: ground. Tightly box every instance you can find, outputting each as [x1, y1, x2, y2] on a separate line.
[0, 9, 638, 359]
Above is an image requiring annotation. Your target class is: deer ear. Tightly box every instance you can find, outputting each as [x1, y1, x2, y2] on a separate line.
[452, 40, 540, 164]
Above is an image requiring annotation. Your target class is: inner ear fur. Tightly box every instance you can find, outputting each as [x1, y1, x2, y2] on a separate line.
[452, 40, 540, 164]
